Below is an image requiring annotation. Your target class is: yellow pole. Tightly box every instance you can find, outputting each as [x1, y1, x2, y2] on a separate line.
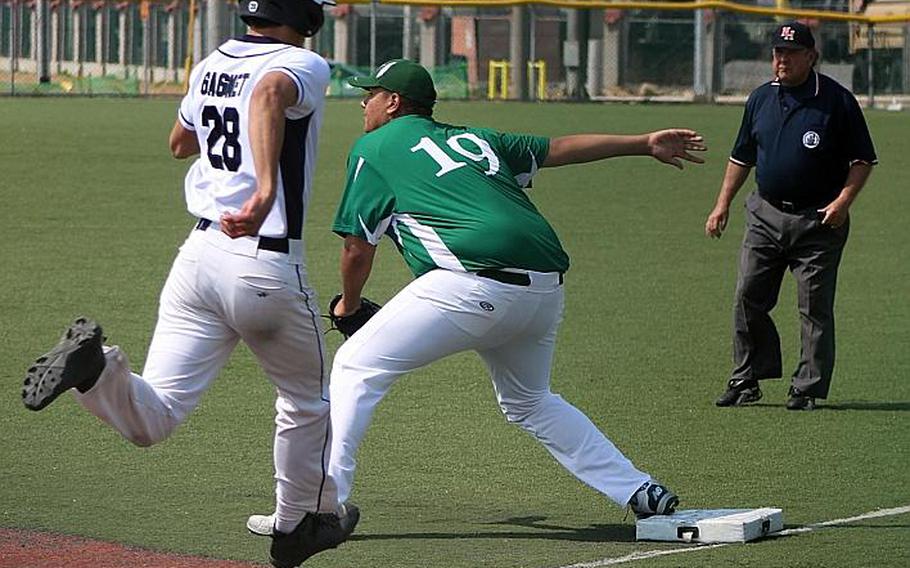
[488, 60, 496, 100]
[488, 61, 510, 100]
[183, 0, 197, 94]
[527, 60, 546, 100]
[537, 60, 546, 100]
[500, 61, 509, 99]
[775, 0, 789, 22]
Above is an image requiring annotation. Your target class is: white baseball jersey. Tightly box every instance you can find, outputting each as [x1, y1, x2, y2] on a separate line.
[178, 35, 330, 263]
[70, 34, 339, 535]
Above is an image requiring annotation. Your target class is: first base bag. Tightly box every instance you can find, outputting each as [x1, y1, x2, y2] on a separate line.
[636, 508, 783, 543]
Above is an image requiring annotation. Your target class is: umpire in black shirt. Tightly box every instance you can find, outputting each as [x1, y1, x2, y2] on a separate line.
[706, 21, 877, 410]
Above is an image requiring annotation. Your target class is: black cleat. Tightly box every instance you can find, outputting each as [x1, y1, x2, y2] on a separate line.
[22, 317, 105, 411]
[628, 481, 679, 519]
[270, 503, 360, 568]
[715, 379, 762, 407]
[786, 387, 816, 411]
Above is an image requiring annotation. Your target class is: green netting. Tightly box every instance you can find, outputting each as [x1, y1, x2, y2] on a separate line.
[433, 62, 470, 100]
[328, 62, 469, 100]
[1, 74, 140, 95]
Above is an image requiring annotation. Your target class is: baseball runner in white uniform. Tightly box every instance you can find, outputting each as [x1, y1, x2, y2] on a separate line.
[246, 60, 705, 536]
[22, 1, 357, 566]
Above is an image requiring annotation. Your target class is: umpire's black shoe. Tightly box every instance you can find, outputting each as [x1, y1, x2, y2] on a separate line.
[22, 317, 105, 411]
[715, 378, 762, 407]
[786, 387, 816, 411]
[270, 503, 360, 568]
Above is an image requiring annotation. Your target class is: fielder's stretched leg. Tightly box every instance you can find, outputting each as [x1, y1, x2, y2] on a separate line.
[329, 269, 673, 516]
[477, 288, 651, 507]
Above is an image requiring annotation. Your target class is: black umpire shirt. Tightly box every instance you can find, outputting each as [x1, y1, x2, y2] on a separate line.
[730, 71, 877, 209]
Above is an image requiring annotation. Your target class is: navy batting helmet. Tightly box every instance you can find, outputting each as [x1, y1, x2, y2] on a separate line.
[239, 0, 335, 38]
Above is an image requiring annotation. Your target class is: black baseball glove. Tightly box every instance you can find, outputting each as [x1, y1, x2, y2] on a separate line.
[327, 294, 382, 339]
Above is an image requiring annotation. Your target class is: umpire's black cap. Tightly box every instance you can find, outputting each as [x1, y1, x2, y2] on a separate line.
[771, 21, 816, 50]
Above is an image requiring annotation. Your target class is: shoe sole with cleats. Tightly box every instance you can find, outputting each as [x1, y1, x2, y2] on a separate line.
[22, 317, 104, 411]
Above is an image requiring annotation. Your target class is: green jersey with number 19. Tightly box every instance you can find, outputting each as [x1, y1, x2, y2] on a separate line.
[332, 115, 570, 277]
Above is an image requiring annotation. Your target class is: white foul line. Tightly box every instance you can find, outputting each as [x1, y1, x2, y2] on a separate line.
[774, 505, 910, 536]
[556, 543, 729, 568]
[555, 505, 910, 568]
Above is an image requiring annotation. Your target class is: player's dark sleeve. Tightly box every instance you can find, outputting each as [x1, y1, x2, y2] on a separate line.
[840, 91, 878, 165]
[730, 93, 758, 166]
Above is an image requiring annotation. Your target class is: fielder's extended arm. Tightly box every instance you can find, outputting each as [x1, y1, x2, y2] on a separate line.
[543, 129, 706, 169]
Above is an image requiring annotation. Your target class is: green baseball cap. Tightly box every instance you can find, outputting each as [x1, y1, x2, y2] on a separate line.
[348, 59, 437, 108]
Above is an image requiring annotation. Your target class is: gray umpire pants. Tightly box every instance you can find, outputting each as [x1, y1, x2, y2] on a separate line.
[730, 192, 850, 399]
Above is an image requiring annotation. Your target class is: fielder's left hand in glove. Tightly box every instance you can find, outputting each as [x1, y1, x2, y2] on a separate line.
[327, 294, 382, 339]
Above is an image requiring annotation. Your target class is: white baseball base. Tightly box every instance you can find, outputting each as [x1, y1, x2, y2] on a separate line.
[636, 508, 784, 543]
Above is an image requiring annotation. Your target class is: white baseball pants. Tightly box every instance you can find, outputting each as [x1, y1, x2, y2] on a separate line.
[329, 269, 650, 508]
[74, 228, 337, 530]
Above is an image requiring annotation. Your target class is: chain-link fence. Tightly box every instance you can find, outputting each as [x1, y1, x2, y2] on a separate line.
[328, 60, 468, 99]
[2, 1, 908, 103]
[1, 0, 183, 95]
[607, 11, 910, 101]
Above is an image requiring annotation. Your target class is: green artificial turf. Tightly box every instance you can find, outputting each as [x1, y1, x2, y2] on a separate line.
[1, 98, 908, 567]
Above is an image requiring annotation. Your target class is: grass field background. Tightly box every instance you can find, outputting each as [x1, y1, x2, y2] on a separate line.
[1, 98, 908, 568]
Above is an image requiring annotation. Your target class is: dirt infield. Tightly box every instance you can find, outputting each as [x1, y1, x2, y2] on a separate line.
[0, 528, 267, 568]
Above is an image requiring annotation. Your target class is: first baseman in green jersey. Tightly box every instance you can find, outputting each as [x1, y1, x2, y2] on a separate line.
[329, 60, 706, 519]
[334, 118, 567, 277]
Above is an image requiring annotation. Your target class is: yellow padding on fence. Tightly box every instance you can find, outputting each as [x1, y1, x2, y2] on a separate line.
[528, 60, 546, 101]
[488, 60, 509, 101]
